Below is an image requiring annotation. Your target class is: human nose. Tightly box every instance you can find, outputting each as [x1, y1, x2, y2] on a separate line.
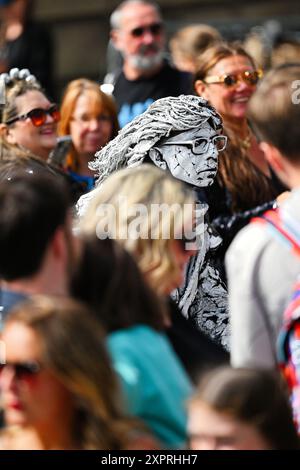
[86, 118, 100, 131]
[235, 78, 251, 91]
[197, 437, 218, 450]
[45, 111, 56, 124]
[142, 30, 156, 44]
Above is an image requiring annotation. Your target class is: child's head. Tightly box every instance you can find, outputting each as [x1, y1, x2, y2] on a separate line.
[188, 366, 299, 450]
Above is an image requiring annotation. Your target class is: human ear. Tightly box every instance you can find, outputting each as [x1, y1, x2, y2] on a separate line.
[1, 124, 17, 144]
[149, 147, 167, 170]
[0, 124, 8, 137]
[194, 80, 209, 100]
[259, 142, 285, 174]
[110, 29, 123, 52]
[51, 227, 66, 259]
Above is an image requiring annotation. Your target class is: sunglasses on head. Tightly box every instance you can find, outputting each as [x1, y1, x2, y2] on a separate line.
[204, 69, 263, 87]
[0, 360, 41, 380]
[130, 22, 163, 38]
[5, 104, 60, 127]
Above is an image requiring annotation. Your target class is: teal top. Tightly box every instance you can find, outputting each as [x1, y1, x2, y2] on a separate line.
[107, 325, 193, 449]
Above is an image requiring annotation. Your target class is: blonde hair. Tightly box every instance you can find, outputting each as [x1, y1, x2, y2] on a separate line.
[80, 164, 196, 294]
[0, 74, 42, 128]
[169, 24, 221, 72]
[271, 41, 300, 68]
[0, 69, 42, 153]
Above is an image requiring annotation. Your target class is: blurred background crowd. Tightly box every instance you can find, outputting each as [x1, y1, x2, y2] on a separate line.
[1, 0, 300, 451]
[1, 0, 300, 100]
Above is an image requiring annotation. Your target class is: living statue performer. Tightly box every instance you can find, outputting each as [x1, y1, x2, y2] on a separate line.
[77, 95, 229, 349]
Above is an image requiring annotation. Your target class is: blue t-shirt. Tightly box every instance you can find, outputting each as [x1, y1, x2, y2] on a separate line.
[0, 289, 28, 331]
[107, 325, 193, 449]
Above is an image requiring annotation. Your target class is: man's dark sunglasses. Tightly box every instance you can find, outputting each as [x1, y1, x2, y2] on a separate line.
[5, 104, 60, 127]
[131, 22, 163, 38]
[0, 361, 42, 379]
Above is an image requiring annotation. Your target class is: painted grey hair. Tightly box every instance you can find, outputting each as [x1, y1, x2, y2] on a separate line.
[110, 0, 161, 29]
[90, 94, 222, 185]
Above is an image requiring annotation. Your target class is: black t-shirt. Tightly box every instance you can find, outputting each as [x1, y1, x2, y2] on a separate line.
[113, 62, 192, 127]
[166, 298, 229, 384]
[0, 21, 54, 97]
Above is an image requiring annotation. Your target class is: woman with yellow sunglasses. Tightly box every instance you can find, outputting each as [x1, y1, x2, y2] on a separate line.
[194, 42, 287, 263]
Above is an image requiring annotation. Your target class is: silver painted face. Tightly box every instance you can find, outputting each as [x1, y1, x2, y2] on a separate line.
[150, 121, 223, 187]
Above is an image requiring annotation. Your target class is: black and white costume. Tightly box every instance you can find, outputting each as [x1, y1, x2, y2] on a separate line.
[77, 95, 230, 350]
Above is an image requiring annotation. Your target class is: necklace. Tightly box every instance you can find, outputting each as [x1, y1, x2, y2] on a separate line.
[238, 131, 252, 151]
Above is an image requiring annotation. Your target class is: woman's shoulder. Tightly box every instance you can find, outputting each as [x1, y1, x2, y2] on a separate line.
[107, 326, 175, 363]
[108, 325, 160, 345]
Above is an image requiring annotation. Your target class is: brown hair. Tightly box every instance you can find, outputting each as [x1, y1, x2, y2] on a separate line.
[215, 127, 277, 211]
[58, 78, 119, 172]
[248, 64, 300, 162]
[194, 42, 256, 83]
[189, 366, 299, 450]
[6, 295, 135, 449]
[71, 236, 167, 332]
[194, 42, 275, 211]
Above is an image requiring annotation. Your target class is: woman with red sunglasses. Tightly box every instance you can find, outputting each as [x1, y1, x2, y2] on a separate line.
[0, 296, 138, 450]
[0, 67, 59, 161]
[193, 43, 287, 264]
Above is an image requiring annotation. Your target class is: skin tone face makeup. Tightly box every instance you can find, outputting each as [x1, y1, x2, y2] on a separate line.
[188, 402, 271, 450]
[5, 90, 58, 160]
[0, 322, 73, 449]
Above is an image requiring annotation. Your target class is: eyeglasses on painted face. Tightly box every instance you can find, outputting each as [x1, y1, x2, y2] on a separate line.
[5, 104, 60, 127]
[160, 135, 227, 154]
[130, 22, 163, 38]
[0, 360, 41, 380]
[204, 69, 263, 87]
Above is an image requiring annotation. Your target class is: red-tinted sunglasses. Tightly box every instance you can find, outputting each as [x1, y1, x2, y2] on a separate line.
[5, 104, 60, 127]
[0, 361, 41, 380]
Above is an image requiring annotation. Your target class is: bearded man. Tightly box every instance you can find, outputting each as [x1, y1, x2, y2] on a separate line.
[107, 0, 191, 127]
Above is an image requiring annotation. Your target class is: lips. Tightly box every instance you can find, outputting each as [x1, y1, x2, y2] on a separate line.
[7, 400, 24, 411]
[40, 126, 56, 135]
[231, 95, 251, 104]
[85, 135, 103, 144]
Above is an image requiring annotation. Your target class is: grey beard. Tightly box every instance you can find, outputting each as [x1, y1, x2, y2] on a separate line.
[128, 51, 164, 71]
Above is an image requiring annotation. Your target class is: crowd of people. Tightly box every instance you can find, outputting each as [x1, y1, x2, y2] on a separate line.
[1, 0, 300, 451]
